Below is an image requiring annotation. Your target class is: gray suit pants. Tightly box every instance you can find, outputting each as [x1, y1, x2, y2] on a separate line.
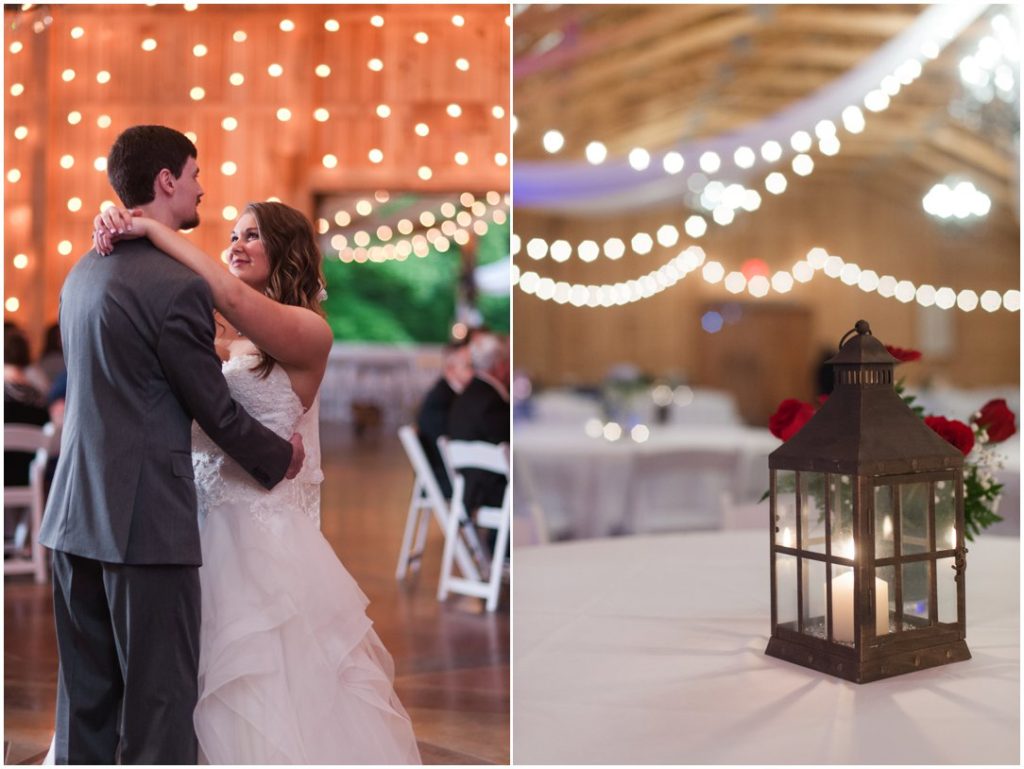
[51, 551, 200, 764]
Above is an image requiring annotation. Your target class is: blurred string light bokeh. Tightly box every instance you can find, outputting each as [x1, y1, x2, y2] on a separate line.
[4, 3, 510, 345]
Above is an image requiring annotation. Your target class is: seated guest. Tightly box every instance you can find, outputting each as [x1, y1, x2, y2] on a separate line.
[4, 328, 49, 487]
[448, 332, 510, 512]
[4, 328, 49, 552]
[417, 342, 473, 498]
[25, 322, 65, 394]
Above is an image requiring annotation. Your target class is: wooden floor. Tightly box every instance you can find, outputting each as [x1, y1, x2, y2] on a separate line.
[3, 426, 509, 765]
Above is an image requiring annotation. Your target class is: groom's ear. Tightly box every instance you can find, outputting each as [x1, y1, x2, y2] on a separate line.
[155, 168, 176, 198]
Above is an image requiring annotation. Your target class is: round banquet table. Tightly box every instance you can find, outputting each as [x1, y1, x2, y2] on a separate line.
[514, 424, 780, 538]
[513, 530, 1019, 764]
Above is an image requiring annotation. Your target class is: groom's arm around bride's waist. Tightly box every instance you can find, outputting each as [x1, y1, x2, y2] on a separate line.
[157, 275, 294, 489]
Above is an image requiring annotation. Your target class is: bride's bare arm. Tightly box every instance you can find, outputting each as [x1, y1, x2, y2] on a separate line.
[95, 211, 332, 370]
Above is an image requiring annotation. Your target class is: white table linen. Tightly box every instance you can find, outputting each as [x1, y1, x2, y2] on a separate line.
[513, 530, 1019, 765]
[514, 423, 779, 539]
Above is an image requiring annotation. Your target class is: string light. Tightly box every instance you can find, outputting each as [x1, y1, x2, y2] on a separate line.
[229, 72, 245, 86]
[279, 19, 295, 32]
[452, 14, 465, 26]
[367, 58, 383, 72]
[415, 122, 429, 137]
[5, 298, 20, 313]
[376, 104, 391, 118]
[414, 31, 428, 44]
[141, 38, 157, 51]
[97, 114, 112, 128]
[193, 44, 207, 57]
[447, 103, 463, 118]
[13, 254, 29, 270]
[315, 64, 330, 78]
[514, 243, 1018, 313]
[232, 30, 247, 43]
[189, 87, 205, 101]
[276, 107, 291, 121]
[96, 70, 111, 84]
[13, 126, 28, 140]
[322, 154, 338, 169]
[324, 19, 339, 32]
[267, 63, 283, 77]
[313, 108, 329, 122]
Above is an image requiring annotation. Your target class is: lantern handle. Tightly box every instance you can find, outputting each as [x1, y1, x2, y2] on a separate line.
[838, 319, 872, 349]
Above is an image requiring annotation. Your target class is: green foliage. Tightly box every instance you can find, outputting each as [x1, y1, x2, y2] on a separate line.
[894, 379, 926, 418]
[321, 250, 458, 342]
[320, 219, 510, 342]
[962, 463, 1004, 542]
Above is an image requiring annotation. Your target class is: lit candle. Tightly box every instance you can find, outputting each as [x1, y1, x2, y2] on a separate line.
[830, 540, 889, 643]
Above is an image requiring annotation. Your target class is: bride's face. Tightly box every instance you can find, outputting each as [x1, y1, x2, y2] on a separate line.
[228, 212, 271, 291]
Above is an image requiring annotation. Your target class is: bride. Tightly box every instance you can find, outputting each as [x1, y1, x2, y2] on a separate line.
[91, 201, 422, 764]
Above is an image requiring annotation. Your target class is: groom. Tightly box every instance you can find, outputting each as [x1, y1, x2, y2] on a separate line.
[39, 125, 306, 764]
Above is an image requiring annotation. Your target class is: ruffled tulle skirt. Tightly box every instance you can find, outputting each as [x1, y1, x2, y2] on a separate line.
[194, 496, 421, 765]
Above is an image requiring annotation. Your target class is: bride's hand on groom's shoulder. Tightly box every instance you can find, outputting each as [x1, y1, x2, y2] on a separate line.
[93, 206, 145, 255]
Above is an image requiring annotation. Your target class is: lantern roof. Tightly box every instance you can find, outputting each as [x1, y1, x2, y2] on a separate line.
[770, 321, 963, 476]
[827, 320, 900, 366]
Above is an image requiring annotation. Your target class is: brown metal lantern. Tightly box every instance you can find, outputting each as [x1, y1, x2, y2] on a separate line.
[765, 320, 970, 683]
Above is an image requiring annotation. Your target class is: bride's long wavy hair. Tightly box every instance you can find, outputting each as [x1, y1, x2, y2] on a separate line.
[243, 201, 327, 379]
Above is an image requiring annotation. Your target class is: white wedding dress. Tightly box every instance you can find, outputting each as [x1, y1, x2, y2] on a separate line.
[189, 353, 421, 764]
[44, 354, 421, 765]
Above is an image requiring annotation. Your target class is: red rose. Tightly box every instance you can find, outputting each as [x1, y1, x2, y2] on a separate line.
[924, 415, 975, 456]
[769, 398, 816, 441]
[885, 345, 922, 363]
[973, 398, 1017, 443]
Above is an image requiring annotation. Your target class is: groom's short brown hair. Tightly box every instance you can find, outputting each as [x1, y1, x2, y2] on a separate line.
[107, 125, 197, 208]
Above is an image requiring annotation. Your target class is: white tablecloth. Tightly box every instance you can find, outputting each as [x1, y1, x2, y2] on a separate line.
[514, 424, 780, 539]
[319, 343, 442, 425]
[513, 531, 1019, 764]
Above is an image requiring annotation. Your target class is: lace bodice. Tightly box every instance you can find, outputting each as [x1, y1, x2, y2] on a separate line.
[192, 354, 324, 528]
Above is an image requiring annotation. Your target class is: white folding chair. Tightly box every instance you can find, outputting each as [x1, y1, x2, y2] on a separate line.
[438, 440, 510, 612]
[396, 426, 482, 582]
[5, 423, 58, 583]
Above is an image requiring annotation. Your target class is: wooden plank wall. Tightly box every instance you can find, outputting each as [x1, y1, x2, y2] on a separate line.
[513, 175, 1020, 396]
[4, 4, 511, 351]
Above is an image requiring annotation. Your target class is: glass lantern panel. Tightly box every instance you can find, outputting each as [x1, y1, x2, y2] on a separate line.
[874, 485, 895, 559]
[799, 472, 827, 554]
[900, 482, 931, 555]
[829, 474, 854, 556]
[829, 563, 854, 646]
[774, 470, 797, 548]
[936, 556, 958, 623]
[935, 480, 956, 551]
[775, 553, 798, 630]
[875, 565, 896, 637]
[800, 558, 826, 639]
[902, 561, 931, 630]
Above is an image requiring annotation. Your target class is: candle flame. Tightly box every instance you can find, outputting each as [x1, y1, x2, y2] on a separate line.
[882, 515, 893, 538]
[782, 527, 793, 548]
[948, 526, 957, 548]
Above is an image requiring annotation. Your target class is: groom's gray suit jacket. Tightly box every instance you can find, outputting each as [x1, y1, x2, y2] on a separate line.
[39, 238, 293, 566]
